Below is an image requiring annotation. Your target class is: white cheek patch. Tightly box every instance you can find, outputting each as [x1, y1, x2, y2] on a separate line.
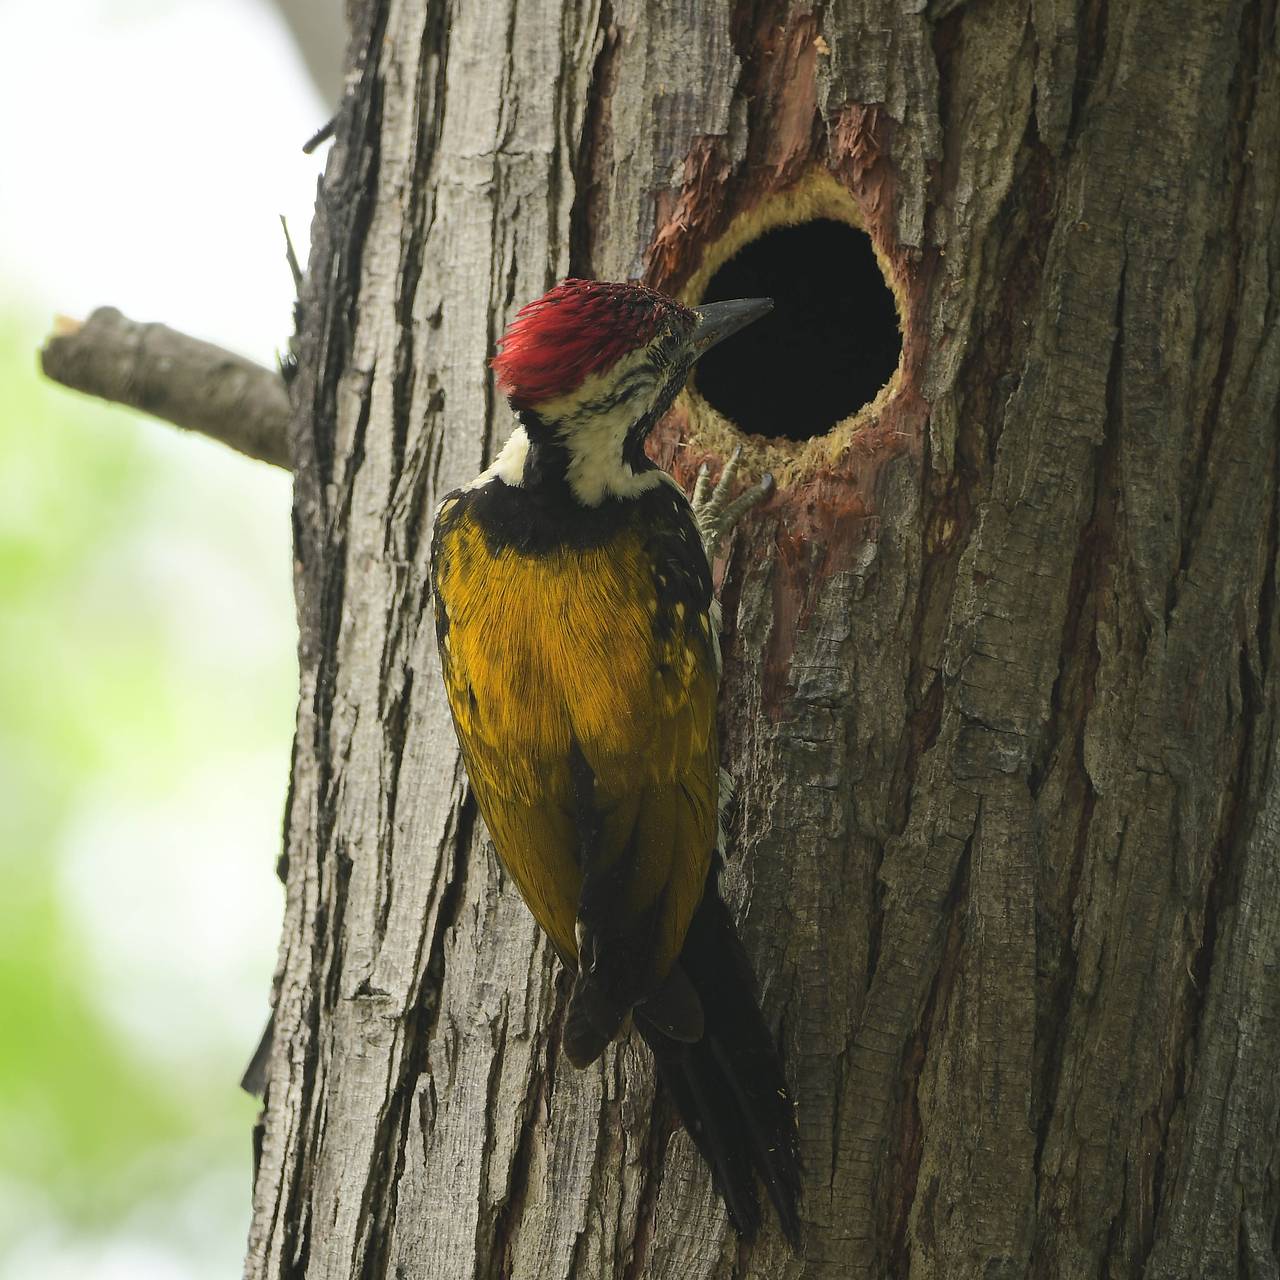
[537, 348, 677, 506]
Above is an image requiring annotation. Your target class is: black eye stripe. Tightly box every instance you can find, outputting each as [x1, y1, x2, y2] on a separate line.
[579, 366, 654, 415]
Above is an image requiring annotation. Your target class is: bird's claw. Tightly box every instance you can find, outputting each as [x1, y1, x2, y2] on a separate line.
[693, 445, 774, 561]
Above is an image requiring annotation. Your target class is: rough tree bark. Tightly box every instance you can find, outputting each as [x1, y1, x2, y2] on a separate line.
[246, 1, 1280, 1277]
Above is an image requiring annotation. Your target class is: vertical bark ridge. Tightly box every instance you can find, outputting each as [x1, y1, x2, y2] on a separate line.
[249, 0, 1280, 1274]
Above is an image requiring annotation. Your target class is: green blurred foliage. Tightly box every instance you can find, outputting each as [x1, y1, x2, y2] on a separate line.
[0, 312, 294, 1269]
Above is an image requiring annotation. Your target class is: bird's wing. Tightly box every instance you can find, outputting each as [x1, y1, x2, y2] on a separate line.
[564, 592, 720, 1063]
[560, 493, 721, 1064]
[432, 491, 583, 963]
[432, 485, 720, 1063]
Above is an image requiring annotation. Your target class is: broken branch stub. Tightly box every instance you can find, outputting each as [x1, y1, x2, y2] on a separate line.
[40, 306, 292, 471]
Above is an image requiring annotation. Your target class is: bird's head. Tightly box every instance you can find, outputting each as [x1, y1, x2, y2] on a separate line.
[489, 279, 770, 505]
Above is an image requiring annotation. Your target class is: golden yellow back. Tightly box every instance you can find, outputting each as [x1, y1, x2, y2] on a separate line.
[432, 493, 718, 978]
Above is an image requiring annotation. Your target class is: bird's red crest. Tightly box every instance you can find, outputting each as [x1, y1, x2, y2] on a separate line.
[491, 279, 692, 410]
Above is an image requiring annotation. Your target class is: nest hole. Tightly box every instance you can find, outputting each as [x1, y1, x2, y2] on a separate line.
[694, 218, 902, 442]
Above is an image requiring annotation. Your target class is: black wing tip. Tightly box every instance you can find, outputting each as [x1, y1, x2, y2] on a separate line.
[563, 964, 630, 1068]
[562, 1001, 612, 1068]
[637, 963, 704, 1043]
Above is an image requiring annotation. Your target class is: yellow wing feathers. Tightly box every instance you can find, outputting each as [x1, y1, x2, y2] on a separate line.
[433, 500, 718, 981]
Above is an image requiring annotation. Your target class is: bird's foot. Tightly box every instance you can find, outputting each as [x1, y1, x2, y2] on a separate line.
[691, 446, 775, 562]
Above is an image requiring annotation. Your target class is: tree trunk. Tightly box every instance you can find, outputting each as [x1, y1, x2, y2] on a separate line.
[245, 1, 1280, 1276]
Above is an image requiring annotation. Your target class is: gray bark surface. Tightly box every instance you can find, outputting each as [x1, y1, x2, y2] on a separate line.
[247, 1, 1280, 1277]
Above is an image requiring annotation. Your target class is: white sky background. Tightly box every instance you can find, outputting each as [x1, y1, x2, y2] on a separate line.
[0, 0, 327, 361]
[0, 1, 331, 1276]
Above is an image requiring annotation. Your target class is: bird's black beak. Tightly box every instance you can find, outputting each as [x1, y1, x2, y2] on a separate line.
[689, 297, 773, 358]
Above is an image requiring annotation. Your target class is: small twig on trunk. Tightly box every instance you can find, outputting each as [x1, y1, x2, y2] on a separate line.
[40, 306, 293, 470]
[302, 115, 337, 154]
[280, 216, 304, 292]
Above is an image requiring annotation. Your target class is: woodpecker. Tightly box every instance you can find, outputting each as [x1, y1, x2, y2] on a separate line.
[430, 279, 801, 1245]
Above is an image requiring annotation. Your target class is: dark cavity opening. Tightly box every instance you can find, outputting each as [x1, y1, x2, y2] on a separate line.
[694, 218, 901, 441]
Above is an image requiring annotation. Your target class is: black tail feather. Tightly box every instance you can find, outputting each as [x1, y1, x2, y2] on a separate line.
[637, 880, 802, 1248]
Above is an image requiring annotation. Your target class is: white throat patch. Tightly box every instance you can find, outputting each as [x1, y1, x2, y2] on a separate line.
[560, 408, 666, 506]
